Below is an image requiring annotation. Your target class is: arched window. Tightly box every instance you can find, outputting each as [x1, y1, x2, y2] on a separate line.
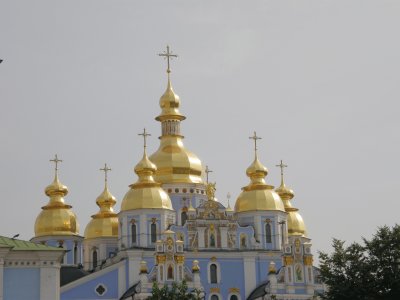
[73, 244, 78, 264]
[151, 223, 157, 243]
[211, 295, 219, 300]
[92, 250, 98, 269]
[181, 211, 188, 226]
[265, 223, 272, 243]
[230, 295, 239, 300]
[210, 263, 218, 283]
[131, 223, 137, 244]
[167, 265, 174, 280]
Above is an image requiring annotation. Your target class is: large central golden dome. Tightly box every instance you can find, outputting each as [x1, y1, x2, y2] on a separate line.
[149, 77, 203, 184]
[34, 173, 79, 237]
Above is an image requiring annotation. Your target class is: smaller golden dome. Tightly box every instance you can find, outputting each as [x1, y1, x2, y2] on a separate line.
[34, 174, 79, 237]
[121, 150, 173, 211]
[274, 164, 306, 237]
[84, 185, 118, 239]
[235, 154, 285, 213]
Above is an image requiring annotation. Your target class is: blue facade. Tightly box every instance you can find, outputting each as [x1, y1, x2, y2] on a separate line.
[4, 268, 40, 300]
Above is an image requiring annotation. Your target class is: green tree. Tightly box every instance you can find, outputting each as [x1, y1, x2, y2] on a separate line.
[319, 225, 400, 300]
[147, 280, 202, 300]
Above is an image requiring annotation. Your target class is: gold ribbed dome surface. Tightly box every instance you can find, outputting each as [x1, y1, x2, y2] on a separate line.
[84, 184, 118, 239]
[235, 155, 285, 213]
[150, 77, 203, 184]
[121, 151, 173, 211]
[34, 175, 79, 237]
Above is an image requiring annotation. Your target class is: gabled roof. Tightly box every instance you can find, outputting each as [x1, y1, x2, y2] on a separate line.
[61, 266, 90, 286]
[0, 236, 63, 251]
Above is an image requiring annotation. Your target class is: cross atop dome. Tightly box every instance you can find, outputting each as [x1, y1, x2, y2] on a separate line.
[138, 128, 151, 150]
[50, 154, 62, 176]
[100, 163, 111, 186]
[249, 131, 262, 155]
[158, 45, 178, 74]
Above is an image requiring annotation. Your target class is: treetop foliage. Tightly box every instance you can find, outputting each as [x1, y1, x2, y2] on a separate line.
[319, 225, 400, 300]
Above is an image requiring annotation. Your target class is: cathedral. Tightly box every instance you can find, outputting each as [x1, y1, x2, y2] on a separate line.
[1, 47, 325, 300]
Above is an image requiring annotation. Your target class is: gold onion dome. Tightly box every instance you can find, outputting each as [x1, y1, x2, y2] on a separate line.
[121, 131, 173, 211]
[34, 156, 79, 237]
[84, 164, 118, 239]
[149, 46, 203, 184]
[275, 161, 306, 237]
[235, 133, 285, 213]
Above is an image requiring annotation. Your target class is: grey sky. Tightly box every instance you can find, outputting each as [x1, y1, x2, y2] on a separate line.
[1, 0, 399, 258]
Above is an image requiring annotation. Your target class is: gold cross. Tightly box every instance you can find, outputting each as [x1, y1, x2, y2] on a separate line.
[276, 160, 288, 177]
[205, 165, 213, 183]
[249, 131, 262, 152]
[100, 163, 112, 184]
[158, 45, 178, 74]
[138, 128, 151, 149]
[50, 154, 62, 175]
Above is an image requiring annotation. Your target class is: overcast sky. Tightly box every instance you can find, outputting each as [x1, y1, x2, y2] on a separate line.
[1, 0, 399, 258]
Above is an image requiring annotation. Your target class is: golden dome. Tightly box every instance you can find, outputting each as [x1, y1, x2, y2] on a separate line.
[34, 173, 79, 237]
[156, 79, 185, 122]
[121, 151, 173, 211]
[275, 167, 306, 237]
[84, 182, 118, 239]
[235, 154, 285, 213]
[150, 76, 203, 184]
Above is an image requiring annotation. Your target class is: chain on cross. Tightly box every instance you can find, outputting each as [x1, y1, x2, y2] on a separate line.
[158, 45, 178, 74]
[100, 163, 112, 185]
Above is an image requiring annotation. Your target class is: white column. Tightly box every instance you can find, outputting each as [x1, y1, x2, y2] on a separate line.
[243, 256, 256, 299]
[121, 216, 128, 248]
[219, 227, 228, 248]
[129, 256, 142, 286]
[118, 264, 127, 298]
[40, 265, 60, 300]
[197, 227, 206, 248]
[139, 214, 147, 247]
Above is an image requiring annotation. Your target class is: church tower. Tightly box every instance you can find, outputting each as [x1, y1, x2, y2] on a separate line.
[119, 129, 175, 249]
[275, 161, 315, 292]
[83, 163, 119, 270]
[149, 46, 207, 225]
[234, 133, 287, 250]
[32, 155, 83, 265]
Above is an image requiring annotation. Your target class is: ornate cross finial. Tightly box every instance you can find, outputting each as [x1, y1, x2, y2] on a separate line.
[249, 131, 262, 154]
[158, 45, 178, 74]
[205, 165, 213, 184]
[227, 192, 231, 207]
[50, 154, 62, 176]
[100, 163, 112, 186]
[138, 128, 151, 150]
[276, 160, 288, 176]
